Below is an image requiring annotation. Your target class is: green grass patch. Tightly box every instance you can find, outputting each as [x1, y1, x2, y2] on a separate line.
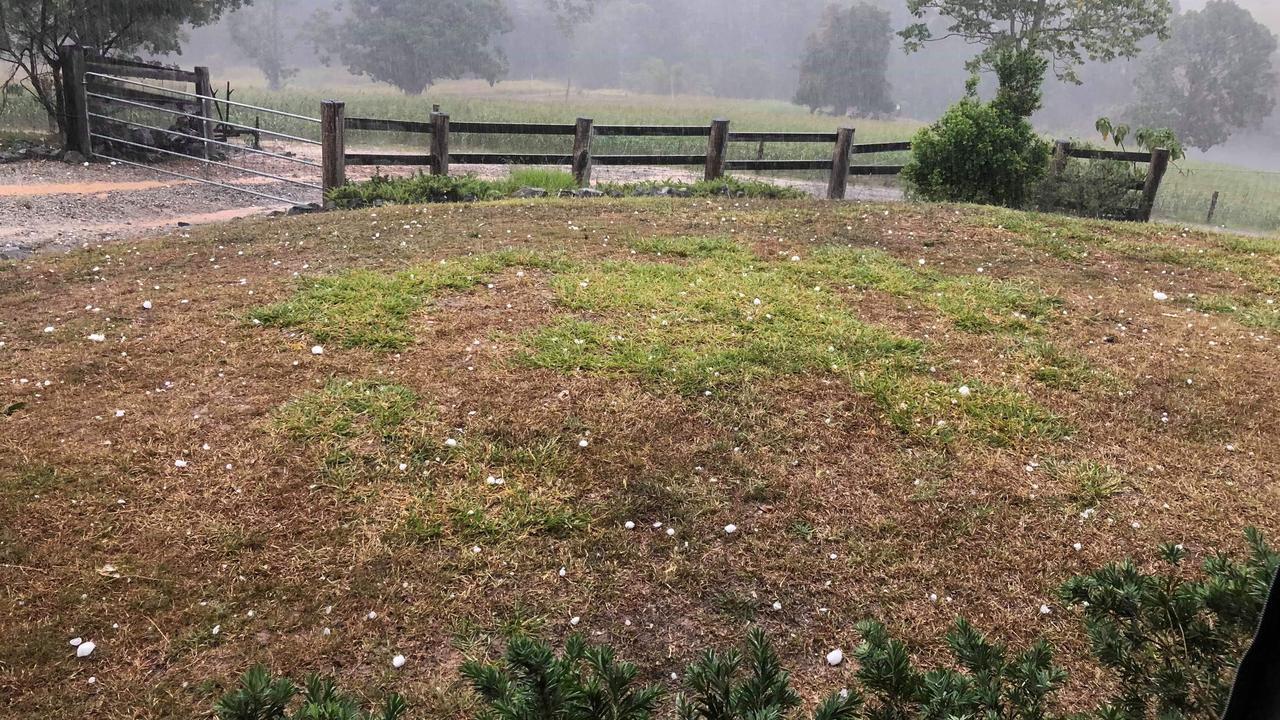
[251, 250, 562, 350]
[327, 173, 807, 208]
[628, 235, 752, 260]
[1020, 340, 1110, 391]
[273, 379, 432, 485]
[1044, 459, 1127, 507]
[794, 246, 1061, 335]
[519, 246, 1068, 446]
[1191, 294, 1280, 332]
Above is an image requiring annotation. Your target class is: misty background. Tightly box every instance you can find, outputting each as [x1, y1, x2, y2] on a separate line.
[165, 0, 1280, 170]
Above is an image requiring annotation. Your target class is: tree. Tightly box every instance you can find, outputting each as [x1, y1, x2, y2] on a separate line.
[312, 0, 512, 96]
[228, 0, 298, 91]
[1127, 0, 1277, 151]
[794, 3, 895, 116]
[901, 0, 1173, 116]
[0, 0, 243, 143]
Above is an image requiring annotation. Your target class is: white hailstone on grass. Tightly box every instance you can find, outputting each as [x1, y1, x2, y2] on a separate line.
[367, 611, 378, 620]
[825, 649, 844, 666]
[958, 385, 972, 397]
[211, 625, 221, 635]
[174, 459, 188, 468]
[578, 439, 590, 448]
[486, 476, 505, 486]
[1073, 543, 1083, 551]
[670, 673, 679, 681]
[790, 255, 801, 262]
[43, 326, 55, 333]
[445, 438, 458, 447]
[322, 627, 331, 636]
[142, 300, 152, 310]
[472, 546, 482, 554]
[392, 655, 406, 669]
[70, 637, 83, 646]
[87, 334, 106, 343]
[87, 677, 96, 684]
[624, 521, 636, 530]
[570, 616, 581, 626]
[1153, 291, 1169, 301]
[559, 567, 567, 578]
[1039, 605, 1052, 615]
[76, 641, 96, 658]
[724, 524, 738, 534]
[311, 345, 325, 355]
[666, 528, 676, 536]
[772, 601, 782, 611]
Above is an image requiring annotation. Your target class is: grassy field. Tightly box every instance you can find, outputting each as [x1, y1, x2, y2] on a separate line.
[2, 195, 1278, 716]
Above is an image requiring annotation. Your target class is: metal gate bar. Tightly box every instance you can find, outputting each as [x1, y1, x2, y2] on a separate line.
[87, 152, 311, 206]
[89, 130, 322, 191]
[87, 92, 322, 147]
[84, 72, 322, 124]
[87, 111, 321, 167]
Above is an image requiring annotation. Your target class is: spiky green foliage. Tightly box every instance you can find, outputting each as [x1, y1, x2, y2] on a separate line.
[1060, 528, 1280, 719]
[676, 628, 861, 720]
[213, 666, 406, 720]
[461, 634, 664, 720]
[853, 618, 1066, 720]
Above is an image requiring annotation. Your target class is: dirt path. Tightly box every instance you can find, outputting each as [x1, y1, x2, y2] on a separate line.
[0, 147, 904, 259]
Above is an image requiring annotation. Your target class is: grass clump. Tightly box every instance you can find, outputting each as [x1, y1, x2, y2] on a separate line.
[328, 172, 806, 208]
[1043, 458, 1126, 506]
[520, 246, 1067, 446]
[598, 176, 809, 199]
[273, 379, 430, 485]
[251, 250, 560, 350]
[795, 246, 1061, 335]
[1192, 294, 1280, 332]
[327, 172, 503, 207]
[628, 235, 751, 260]
[1021, 339, 1109, 391]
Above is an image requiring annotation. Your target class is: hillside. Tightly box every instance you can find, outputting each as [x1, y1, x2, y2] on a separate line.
[1, 198, 1278, 716]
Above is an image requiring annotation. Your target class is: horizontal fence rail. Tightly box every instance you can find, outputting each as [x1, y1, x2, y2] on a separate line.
[1051, 140, 1169, 221]
[329, 110, 910, 200]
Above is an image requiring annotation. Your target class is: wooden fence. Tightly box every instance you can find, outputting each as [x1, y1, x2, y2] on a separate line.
[1051, 140, 1171, 222]
[60, 46, 214, 158]
[320, 100, 911, 201]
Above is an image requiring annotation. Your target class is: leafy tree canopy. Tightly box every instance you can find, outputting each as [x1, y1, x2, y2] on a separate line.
[313, 0, 513, 96]
[794, 2, 895, 117]
[1127, 0, 1278, 151]
[902, 0, 1173, 107]
[0, 0, 242, 137]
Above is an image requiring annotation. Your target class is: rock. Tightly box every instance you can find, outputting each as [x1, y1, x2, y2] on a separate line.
[176, 221, 192, 228]
[62, 150, 86, 165]
[288, 203, 323, 216]
[575, 188, 605, 198]
[511, 186, 548, 198]
[557, 189, 576, 198]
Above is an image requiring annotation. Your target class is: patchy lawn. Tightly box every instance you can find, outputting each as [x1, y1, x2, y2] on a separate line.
[1, 197, 1278, 717]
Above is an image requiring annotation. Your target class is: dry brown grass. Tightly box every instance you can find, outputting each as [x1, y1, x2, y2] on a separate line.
[1, 198, 1278, 718]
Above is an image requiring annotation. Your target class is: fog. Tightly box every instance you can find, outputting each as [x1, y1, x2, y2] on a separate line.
[174, 0, 1280, 169]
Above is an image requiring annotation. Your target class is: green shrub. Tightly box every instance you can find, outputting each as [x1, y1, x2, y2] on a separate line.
[327, 173, 807, 208]
[1036, 157, 1145, 221]
[327, 172, 503, 207]
[901, 99, 1050, 209]
[214, 666, 406, 720]
[461, 634, 664, 720]
[1061, 529, 1279, 718]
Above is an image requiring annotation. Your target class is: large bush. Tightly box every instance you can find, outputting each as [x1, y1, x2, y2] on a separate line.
[901, 99, 1051, 208]
[1035, 158, 1145, 221]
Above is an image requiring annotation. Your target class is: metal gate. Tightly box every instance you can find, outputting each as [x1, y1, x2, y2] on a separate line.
[62, 46, 323, 207]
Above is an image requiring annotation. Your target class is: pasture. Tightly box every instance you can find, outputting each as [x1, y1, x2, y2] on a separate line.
[2, 196, 1278, 716]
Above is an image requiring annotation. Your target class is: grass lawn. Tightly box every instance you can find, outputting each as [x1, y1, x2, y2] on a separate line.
[2, 196, 1278, 716]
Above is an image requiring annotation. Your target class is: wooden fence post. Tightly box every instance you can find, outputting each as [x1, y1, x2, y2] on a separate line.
[1206, 190, 1220, 225]
[1139, 147, 1171, 222]
[57, 44, 92, 157]
[430, 112, 450, 176]
[572, 117, 594, 187]
[1051, 140, 1072, 178]
[321, 100, 346, 197]
[194, 66, 214, 160]
[705, 118, 730, 181]
[827, 127, 855, 200]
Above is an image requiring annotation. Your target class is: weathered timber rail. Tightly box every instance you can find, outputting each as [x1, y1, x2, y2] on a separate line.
[321, 101, 912, 201]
